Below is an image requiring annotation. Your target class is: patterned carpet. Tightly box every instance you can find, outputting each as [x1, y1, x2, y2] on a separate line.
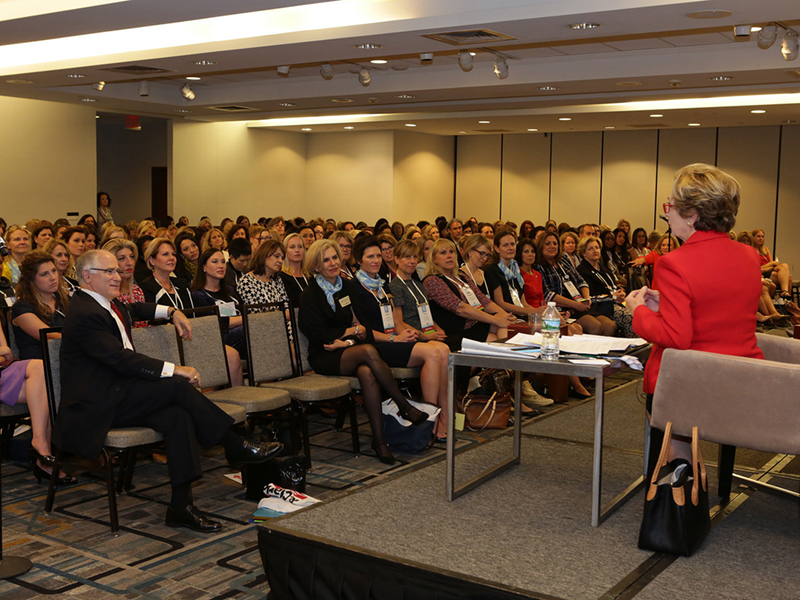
[0, 371, 639, 598]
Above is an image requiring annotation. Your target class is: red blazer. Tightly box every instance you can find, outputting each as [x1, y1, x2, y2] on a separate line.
[633, 230, 763, 395]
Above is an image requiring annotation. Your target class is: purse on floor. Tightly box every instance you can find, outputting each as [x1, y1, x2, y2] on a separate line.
[638, 422, 710, 556]
[457, 391, 512, 431]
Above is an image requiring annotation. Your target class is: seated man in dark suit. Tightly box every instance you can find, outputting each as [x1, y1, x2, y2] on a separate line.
[53, 249, 282, 533]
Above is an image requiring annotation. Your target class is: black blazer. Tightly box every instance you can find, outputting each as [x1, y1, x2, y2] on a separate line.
[53, 290, 163, 459]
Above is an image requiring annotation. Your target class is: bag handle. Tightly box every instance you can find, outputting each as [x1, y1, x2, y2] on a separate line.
[648, 421, 673, 487]
[691, 426, 708, 505]
[466, 392, 497, 432]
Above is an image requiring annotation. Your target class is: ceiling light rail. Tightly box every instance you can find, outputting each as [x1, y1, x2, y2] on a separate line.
[750, 22, 799, 61]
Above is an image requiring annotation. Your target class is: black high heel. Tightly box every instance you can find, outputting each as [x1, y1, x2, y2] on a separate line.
[371, 442, 396, 465]
[398, 405, 429, 426]
[32, 463, 78, 487]
[29, 447, 56, 467]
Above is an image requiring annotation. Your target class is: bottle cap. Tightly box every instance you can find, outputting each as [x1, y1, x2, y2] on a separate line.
[547, 301, 556, 307]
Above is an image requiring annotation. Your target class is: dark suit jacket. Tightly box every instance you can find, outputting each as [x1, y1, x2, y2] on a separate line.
[53, 290, 164, 458]
[633, 230, 764, 394]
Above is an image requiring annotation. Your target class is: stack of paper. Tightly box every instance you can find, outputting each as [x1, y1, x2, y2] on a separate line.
[460, 338, 540, 359]
[506, 333, 647, 355]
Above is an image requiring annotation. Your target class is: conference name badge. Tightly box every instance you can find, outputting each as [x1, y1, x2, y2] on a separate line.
[339, 296, 351, 308]
[417, 302, 435, 333]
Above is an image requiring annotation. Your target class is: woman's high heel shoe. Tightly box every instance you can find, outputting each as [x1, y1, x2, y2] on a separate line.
[29, 447, 56, 467]
[33, 462, 78, 487]
[398, 405, 429, 426]
[371, 442, 396, 465]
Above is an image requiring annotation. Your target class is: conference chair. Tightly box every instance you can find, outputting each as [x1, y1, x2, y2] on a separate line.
[650, 333, 800, 501]
[242, 302, 358, 469]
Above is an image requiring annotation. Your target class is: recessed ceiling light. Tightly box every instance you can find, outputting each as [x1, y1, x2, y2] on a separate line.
[650, 114, 664, 118]
[394, 94, 415, 99]
[405, 123, 416, 127]
[177, 109, 192, 113]
[686, 10, 732, 19]
[186, 76, 201, 81]
[688, 123, 701, 126]
[354, 43, 382, 49]
[458, 130, 467, 134]
[331, 98, 355, 103]
[751, 26, 763, 32]
[567, 22, 601, 30]
[391, 65, 409, 71]
[95, 115, 99, 119]
[615, 81, 642, 87]
[67, 74, 85, 78]
[370, 59, 387, 64]
[5, 79, 33, 84]
[80, 98, 97, 102]
[708, 75, 733, 81]
[344, 126, 355, 129]
[469, 52, 477, 56]
[192, 60, 216, 66]
[751, 109, 766, 113]
[527, 128, 538, 132]
[559, 117, 571, 121]
[478, 120, 490, 124]
[605, 126, 616, 129]
[277, 102, 296, 107]
[539, 86, 559, 91]
[301, 127, 312, 131]
[785, 120, 796, 124]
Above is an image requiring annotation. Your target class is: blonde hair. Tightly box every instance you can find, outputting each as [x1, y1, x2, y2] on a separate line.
[305, 239, 342, 275]
[136, 219, 157, 239]
[102, 237, 138, 261]
[673, 163, 740, 233]
[577, 235, 601, 258]
[281, 232, 308, 276]
[144, 237, 176, 271]
[424, 238, 458, 278]
[202, 227, 226, 252]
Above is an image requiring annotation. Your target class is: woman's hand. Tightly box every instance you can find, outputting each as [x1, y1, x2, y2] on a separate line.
[0, 345, 12, 364]
[394, 329, 417, 343]
[630, 256, 646, 268]
[613, 288, 626, 302]
[625, 287, 652, 314]
[572, 299, 590, 312]
[324, 339, 352, 351]
[643, 288, 660, 312]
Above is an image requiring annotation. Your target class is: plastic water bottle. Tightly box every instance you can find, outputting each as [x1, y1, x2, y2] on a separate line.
[541, 302, 560, 361]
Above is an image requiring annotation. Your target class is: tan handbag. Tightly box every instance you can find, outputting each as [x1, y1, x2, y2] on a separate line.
[457, 391, 512, 431]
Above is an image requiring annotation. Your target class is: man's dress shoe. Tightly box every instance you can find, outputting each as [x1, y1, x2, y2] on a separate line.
[165, 505, 222, 533]
[225, 439, 283, 469]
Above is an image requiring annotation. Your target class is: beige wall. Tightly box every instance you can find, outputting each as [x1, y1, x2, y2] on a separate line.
[0, 96, 96, 227]
[392, 131, 454, 226]
[501, 133, 550, 228]
[601, 130, 658, 232]
[455, 135, 502, 223]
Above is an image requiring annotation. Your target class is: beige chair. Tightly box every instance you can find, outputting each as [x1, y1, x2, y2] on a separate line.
[650, 333, 800, 500]
[243, 303, 358, 468]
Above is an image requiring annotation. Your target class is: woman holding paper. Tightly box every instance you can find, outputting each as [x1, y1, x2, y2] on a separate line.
[626, 163, 763, 472]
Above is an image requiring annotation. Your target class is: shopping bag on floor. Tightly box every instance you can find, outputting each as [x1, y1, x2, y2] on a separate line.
[381, 399, 437, 454]
[638, 422, 710, 556]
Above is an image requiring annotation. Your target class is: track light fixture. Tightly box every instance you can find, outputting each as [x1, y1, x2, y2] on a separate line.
[458, 51, 474, 71]
[138, 81, 149, 97]
[277, 65, 291, 76]
[782, 30, 799, 61]
[92, 81, 105, 91]
[180, 83, 195, 100]
[358, 67, 371, 86]
[494, 58, 508, 80]
[420, 53, 433, 65]
[320, 63, 334, 80]
[756, 22, 798, 60]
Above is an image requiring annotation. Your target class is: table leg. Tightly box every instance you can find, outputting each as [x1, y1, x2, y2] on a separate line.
[446, 357, 455, 501]
[513, 371, 522, 460]
[591, 372, 605, 527]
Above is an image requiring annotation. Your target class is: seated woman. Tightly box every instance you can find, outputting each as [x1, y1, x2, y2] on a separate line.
[299, 240, 429, 465]
[484, 229, 544, 322]
[415, 235, 435, 280]
[136, 219, 157, 240]
[353, 236, 451, 441]
[599, 230, 623, 287]
[43, 238, 78, 294]
[423, 238, 514, 352]
[559, 231, 581, 269]
[534, 232, 616, 337]
[331, 231, 356, 279]
[630, 233, 679, 291]
[174, 230, 200, 282]
[267, 216, 286, 241]
[139, 237, 195, 311]
[752, 228, 792, 299]
[226, 224, 248, 249]
[611, 228, 630, 290]
[0, 324, 75, 485]
[458, 233, 492, 296]
[202, 227, 229, 261]
[279, 232, 310, 307]
[98, 224, 127, 248]
[11, 251, 68, 361]
[61, 226, 87, 277]
[191, 249, 247, 360]
[237, 240, 291, 311]
[102, 238, 147, 327]
[32, 222, 54, 250]
[627, 227, 651, 290]
[2, 225, 31, 285]
[377, 234, 398, 283]
[134, 235, 155, 284]
[84, 227, 98, 251]
[577, 236, 635, 337]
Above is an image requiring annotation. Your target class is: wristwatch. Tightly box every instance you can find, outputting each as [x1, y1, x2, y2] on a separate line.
[168, 308, 176, 321]
[347, 339, 355, 346]
[389, 334, 394, 342]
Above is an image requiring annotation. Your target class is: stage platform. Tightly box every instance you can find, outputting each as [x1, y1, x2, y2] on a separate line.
[259, 382, 800, 600]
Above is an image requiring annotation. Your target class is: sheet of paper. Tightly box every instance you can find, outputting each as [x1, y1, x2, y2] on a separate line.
[568, 358, 610, 366]
[460, 338, 541, 359]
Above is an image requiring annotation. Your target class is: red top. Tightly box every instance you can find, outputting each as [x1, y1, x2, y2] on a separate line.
[633, 230, 763, 395]
[521, 269, 544, 308]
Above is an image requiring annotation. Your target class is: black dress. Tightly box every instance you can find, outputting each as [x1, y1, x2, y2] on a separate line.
[298, 278, 375, 375]
[279, 271, 310, 308]
[11, 300, 66, 360]
[483, 262, 525, 308]
[352, 279, 415, 368]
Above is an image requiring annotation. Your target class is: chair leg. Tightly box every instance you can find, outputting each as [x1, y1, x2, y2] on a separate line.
[348, 395, 360, 457]
[333, 404, 347, 431]
[124, 451, 137, 492]
[297, 402, 312, 470]
[102, 449, 120, 534]
[44, 449, 60, 513]
[718, 444, 736, 499]
[288, 402, 302, 457]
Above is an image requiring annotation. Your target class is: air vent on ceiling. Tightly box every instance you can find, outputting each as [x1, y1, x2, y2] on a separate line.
[207, 105, 257, 112]
[423, 29, 517, 46]
[101, 65, 174, 74]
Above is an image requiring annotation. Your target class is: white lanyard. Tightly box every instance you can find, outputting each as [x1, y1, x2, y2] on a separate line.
[557, 265, 582, 301]
[294, 274, 308, 292]
[364, 281, 396, 334]
[155, 281, 184, 310]
[445, 274, 481, 309]
[399, 277, 435, 332]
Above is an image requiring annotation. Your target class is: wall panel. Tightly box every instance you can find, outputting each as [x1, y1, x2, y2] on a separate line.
[455, 135, 501, 222]
[775, 125, 800, 273]
[601, 130, 658, 233]
[501, 133, 551, 227]
[716, 126, 780, 245]
[393, 131, 454, 225]
[550, 132, 602, 226]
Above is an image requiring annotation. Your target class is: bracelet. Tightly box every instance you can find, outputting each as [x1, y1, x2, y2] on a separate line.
[354, 325, 359, 335]
[347, 339, 355, 346]
[389, 334, 394, 343]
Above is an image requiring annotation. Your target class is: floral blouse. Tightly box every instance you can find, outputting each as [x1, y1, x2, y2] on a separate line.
[237, 272, 289, 311]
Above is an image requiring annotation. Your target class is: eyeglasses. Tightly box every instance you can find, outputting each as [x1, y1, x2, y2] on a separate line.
[663, 199, 675, 214]
[472, 250, 490, 259]
[89, 267, 123, 276]
[338, 243, 352, 250]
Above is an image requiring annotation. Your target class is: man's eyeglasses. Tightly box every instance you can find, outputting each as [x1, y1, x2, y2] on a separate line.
[89, 267, 123, 276]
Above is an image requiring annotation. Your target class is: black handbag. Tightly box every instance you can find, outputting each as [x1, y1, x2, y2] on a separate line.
[638, 422, 710, 556]
[243, 455, 307, 500]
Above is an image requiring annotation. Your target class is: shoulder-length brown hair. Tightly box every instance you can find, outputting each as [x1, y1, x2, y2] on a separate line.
[251, 240, 284, 277]
[535, 231, 562, 265]
[14, 250, 69, 323]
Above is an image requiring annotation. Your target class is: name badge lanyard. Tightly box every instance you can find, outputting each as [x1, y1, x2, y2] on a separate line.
[366, 283, 396, 334]
[500, 264, 524, 308]
[294, 273, 309, 292]
[593, 268, 616, 295]
[462, 262, 489, 296]
[557, 264, 582, 301]
[156, 282, 185, 311]
[445, 275, 482, 310]
[399, 277, 435, 333]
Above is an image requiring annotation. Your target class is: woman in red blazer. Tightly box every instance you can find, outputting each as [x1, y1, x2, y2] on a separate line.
[626, 163, 763, 472]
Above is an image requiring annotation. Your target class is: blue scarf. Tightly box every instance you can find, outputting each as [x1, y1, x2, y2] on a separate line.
[355, 269, 384, 295]
[315, 274, 342, 310]
[498, 259, 524, 288]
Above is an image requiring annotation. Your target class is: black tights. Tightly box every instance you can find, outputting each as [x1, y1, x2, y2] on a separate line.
[339, 344, 415, 445]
